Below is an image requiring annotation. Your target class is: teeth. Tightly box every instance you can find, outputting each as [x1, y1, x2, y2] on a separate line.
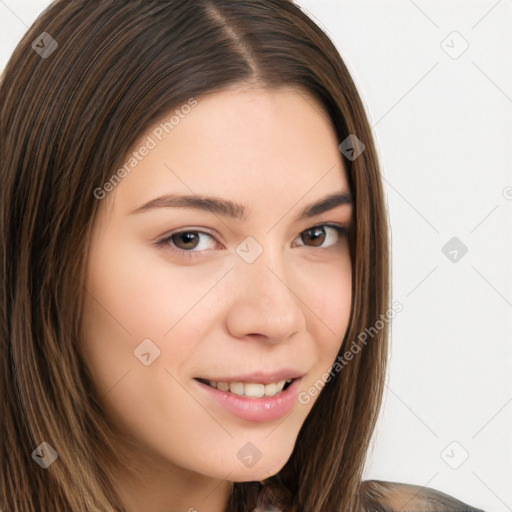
[229, 382, 245, 396]
[207, 379, 292, 397]
[275, 379, 287, 393]
[264, 382, 277, 397]
[216, 381, 229, 392]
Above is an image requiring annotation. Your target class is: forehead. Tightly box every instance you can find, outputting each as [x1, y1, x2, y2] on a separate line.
[105, 85, 348, 218]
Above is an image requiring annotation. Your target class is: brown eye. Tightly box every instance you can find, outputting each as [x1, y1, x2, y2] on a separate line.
[296, 224, 347, 249]
[301, 226, 327, 247]
[156, 224, 347, 259]
[156, 230, 219, 258]
[171, 231, 201, 250]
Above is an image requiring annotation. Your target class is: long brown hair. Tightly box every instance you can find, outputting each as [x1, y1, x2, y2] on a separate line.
[0, 1, 389, 510]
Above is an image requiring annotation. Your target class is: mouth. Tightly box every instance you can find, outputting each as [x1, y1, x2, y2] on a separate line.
[194, 377, 297, 398]
[193, 375, 303, 422]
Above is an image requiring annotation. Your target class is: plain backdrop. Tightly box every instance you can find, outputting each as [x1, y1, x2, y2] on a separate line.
[1, 1, 511, 511]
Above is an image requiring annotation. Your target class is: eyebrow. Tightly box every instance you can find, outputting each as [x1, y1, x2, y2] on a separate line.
[128, 190, 352, 222]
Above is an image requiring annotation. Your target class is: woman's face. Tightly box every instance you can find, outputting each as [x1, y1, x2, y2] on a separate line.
[80, 84, 353, 484]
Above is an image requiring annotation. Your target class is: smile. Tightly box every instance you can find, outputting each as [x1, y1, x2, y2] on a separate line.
[196, 378, 294, 397]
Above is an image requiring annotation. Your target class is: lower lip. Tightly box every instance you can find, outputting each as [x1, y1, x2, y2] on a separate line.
[194, 378, 302, 423]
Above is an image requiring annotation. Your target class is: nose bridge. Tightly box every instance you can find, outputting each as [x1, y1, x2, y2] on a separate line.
[225, 235, 306, 340]
[237, 234, 292, 299]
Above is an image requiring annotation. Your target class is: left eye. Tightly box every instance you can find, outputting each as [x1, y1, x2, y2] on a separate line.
[294, 224, 346, 248]
[156, 224, 347, 257]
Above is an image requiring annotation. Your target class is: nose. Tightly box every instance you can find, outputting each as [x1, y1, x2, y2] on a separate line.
[224, 245, 307, 344]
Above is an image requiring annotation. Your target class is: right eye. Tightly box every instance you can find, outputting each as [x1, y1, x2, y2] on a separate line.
[155, 230, 221, 258]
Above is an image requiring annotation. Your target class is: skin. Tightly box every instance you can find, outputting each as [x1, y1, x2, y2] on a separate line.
[79, 84, 354, 512]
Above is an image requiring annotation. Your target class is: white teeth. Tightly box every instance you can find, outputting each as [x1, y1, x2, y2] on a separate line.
[264, 382, 277, 397]
[275, 379, 287, 393]
[229, 382, 245, 396]
[206, 379, 292, 397]
[216, 381, 229, 392]
[244, 383, 265, 398]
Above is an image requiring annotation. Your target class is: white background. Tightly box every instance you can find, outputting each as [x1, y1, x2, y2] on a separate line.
[1, 1, 511, 511]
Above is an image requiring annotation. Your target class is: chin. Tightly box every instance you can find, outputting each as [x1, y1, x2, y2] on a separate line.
[225, 456, 289, 483]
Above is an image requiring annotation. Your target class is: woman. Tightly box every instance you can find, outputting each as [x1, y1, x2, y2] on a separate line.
[0, 1, 484, 511]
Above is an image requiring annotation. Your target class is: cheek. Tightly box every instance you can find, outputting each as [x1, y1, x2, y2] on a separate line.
[300, 254, 352, 357]
[292, 257, 351, 410]
[78, 238, 219, 454]
[79, 234, 230, 399]
[82, 233, 218, 341]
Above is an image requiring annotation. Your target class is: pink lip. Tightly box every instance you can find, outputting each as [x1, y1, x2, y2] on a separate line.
[195, 369, 304, 384]
[194, 377, 302, 422]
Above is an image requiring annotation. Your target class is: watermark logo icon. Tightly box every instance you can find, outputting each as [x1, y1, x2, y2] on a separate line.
[236, 442, 262, 468]
[32, 442, 59, 468]
[339, 134, 365, 161]
[134, 338, 161, 366]
[236, 236, 263, 264]
[441, 236, 468, 263]
[440, 441, 469, 469]
[31, 32, 58, 58]
[441, 31, 469, 60]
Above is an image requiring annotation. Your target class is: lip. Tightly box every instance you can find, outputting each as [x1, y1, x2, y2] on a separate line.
[194, 377, 302, 422]
[194, 369, 304, 385]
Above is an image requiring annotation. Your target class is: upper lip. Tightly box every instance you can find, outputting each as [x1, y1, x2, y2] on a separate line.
[195, 369, 305, 384]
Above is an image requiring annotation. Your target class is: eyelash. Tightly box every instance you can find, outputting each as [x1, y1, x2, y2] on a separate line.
[155, 223, 348, 259]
